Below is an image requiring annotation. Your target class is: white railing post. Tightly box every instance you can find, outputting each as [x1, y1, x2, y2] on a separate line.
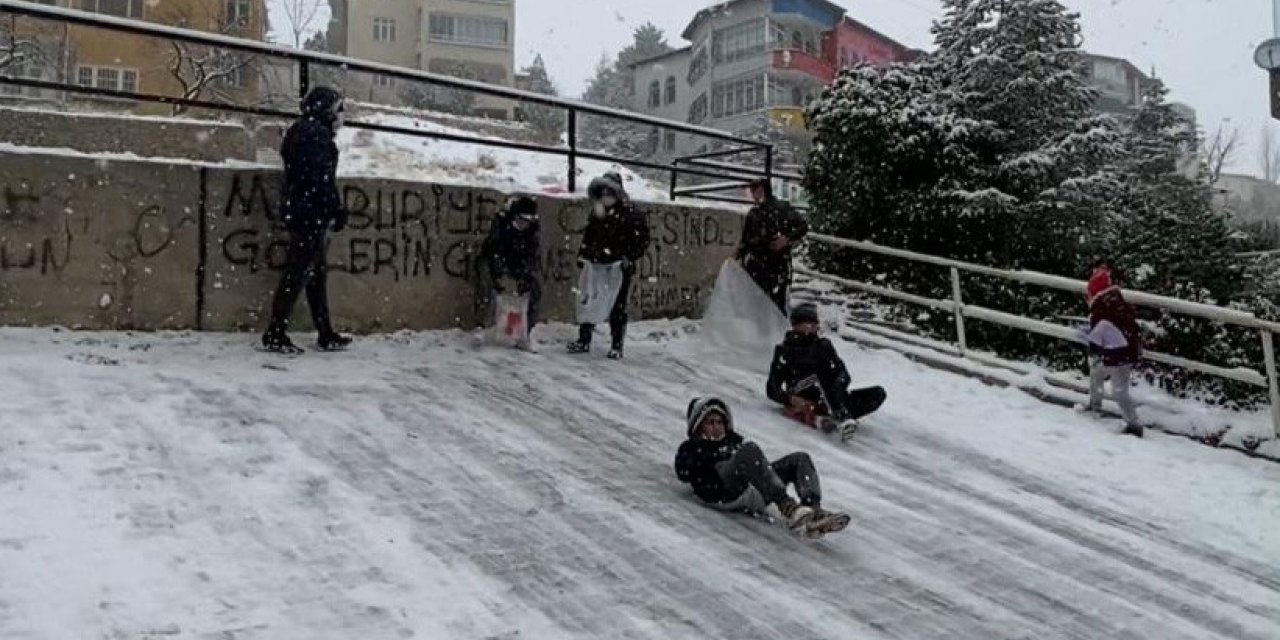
[951, 267, 967, 355]
[1262, 330, 1280, 438]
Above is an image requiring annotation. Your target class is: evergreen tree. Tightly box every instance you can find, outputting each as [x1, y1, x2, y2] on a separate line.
[517, 54, 562, 143]
[580, 24, 673, 158]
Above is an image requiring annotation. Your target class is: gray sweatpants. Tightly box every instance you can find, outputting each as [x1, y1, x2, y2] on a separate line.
[1089, 360, 1140, 426]
[710, 442, 821, 513]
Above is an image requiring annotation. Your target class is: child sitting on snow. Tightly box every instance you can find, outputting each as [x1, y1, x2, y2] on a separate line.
[674, 397, 850, 538]
[766, 302, 886, 438]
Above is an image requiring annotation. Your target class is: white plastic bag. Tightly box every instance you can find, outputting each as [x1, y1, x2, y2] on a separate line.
[576, 261, 625, 325]
[701, 258, 790, 360]
[492, 292, 530, 346]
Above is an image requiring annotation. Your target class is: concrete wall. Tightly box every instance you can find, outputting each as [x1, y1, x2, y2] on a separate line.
[0, 107, 254, 162]
[0, 151, 740, 332]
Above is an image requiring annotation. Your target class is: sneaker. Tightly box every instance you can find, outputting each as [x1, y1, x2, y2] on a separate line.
[606, 347, 624, 360]
[567, 341, 590, 354]
[317, 333, 353, 352]
[805, 507, 852, 538]
[838, 420, 860, 441]
[815, 416, 840, 433]
[1122, 423, 1144, 438]
[262, 332, 303, 354]
[778, 499, 815, 531]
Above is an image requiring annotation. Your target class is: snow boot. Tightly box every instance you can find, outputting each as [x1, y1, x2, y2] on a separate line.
[317, 332, 352, 352]
[607, 346, 624, 360]
[804, 506, 852, 539]
[567, 341, 590, 354]
[262, 330, 303, 355]
[778, 498, 815, 532]
[1122, 423, 1144, 438]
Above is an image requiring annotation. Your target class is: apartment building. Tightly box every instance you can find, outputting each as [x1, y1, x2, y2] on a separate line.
[1, 0, 267, 113]
[629, 0, 914, 157]
[1081, 52, 1196, 127]
[327, 0, 515, 118]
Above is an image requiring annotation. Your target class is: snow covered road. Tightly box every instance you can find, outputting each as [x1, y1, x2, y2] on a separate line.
[1, 323, 1277, 639]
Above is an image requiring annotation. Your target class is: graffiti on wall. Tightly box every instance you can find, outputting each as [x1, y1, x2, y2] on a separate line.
[0, 183, 72, 276]
[217, 174, 506, 283]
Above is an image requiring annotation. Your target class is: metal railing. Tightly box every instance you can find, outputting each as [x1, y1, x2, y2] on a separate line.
[0, 0, 789, 200]
[799, 235, 1280, 438]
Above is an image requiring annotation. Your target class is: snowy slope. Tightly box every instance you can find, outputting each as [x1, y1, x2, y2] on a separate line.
[1, 322, 1278, 639]
[338, 112, 685, 203]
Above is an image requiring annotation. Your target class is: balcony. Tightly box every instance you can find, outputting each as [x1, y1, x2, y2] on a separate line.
[767, 107, 807, 130]
[771, 49, 834, 84]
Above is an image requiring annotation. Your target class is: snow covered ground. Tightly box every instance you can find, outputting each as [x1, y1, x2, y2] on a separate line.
[1, 321, 1278, 639]
[338, 112, 689, 203]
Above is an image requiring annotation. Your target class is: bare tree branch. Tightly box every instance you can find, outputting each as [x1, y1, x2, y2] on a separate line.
[1204, 123, 1240, 184]
[277, 0, 325, 48]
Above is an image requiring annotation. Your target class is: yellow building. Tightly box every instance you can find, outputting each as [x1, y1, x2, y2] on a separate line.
[3, 0, 268, 114]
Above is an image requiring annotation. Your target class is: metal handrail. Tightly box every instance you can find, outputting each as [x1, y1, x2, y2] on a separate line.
[797, 238, 1280, 437]
[0, 0, 790, 195]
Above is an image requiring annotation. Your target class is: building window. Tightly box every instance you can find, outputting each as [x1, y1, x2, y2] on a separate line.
[648, 128, 660, 154]
[375, 75, 395, 88]
[665, 131, 676, 151]
[428, 13, 509, 48]
[95, 67, 119, 90]
[688, 93, 707, 124]
[225, 0, 252, 26]
[712, 18, 766, 64]
[0, 61, 50, 98]
[711, 74, 765, 118]
[664, 76, 676, 104]
[76, 65, 139, 93]
[83, 0, 143, 18]
[687, 45, 708, 85]
[373, 17, 397, 42]
[648, 80, 660, 108]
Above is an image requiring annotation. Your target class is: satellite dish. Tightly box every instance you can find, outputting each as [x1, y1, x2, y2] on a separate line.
[1256, 38, 1280, 71]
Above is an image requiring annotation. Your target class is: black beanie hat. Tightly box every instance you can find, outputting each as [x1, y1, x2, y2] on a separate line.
[790, 302, 819, 325]
[509, 196, 537, 217]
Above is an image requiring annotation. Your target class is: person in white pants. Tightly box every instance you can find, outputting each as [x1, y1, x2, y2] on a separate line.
[1076, 266, 1144, 437]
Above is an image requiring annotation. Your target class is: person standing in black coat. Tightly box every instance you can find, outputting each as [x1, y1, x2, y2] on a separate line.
[738, 178, 809, 315]
[479, 195, 541, 351]
[567, 171, 650, 359]
[674, 397, 850, 536]
[262, 86, 350, 354]
[767, 303, 886, 431]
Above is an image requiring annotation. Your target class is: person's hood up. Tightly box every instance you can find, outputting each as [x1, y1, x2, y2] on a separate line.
[300, 86, 344, 127]
[685, 397, 734, 439]
[588, 171, 629, 202]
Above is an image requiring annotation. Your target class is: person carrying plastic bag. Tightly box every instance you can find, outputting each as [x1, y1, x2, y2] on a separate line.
[567, 172, 650, 360]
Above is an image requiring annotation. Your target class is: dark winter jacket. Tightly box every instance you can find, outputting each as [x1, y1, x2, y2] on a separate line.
[674, 398, 746, 504]
[766, 331, 850, 405]
[579, 201, 650, 266]
[480, 205, 541, 291]
[280, 87, 343, 233]
[737, 196, 809, 269]
[1089, 288, 1143, 367]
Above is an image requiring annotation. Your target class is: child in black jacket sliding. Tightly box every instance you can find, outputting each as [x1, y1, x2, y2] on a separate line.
[767, 303, 886, 437]
[674, 397, 850, 538]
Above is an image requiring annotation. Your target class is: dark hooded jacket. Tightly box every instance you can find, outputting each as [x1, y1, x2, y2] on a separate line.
[480, 197, 541, 289]
[766, 331, 850, 405]
[280, 87, 343, 233]
[1089, 288, 1143, 367]
[737, 193, 808, 267]
[579, 172, 651, 266]
[674, 397, 746, 504]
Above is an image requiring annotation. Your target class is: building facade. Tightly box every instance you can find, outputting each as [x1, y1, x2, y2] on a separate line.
[630, 0, 915, 159]
[327, 0, 515, 118]
[1, 0, 267, 114]
[1081, 52, 1197, 126]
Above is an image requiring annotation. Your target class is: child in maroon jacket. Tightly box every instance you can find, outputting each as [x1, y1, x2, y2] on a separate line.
[1075, 266, 1144, 437]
